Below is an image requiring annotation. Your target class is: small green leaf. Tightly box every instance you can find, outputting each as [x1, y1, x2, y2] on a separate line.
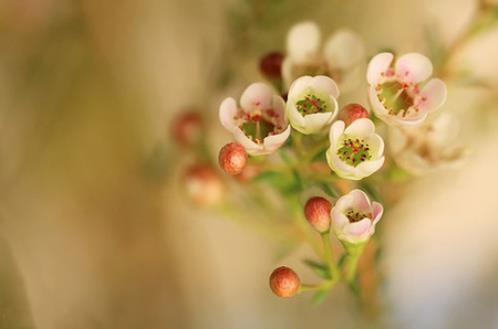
[303, 259, 331, 279]
[311, 289, 329, 305]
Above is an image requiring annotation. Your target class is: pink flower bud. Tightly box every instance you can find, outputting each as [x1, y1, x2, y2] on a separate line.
[339, 103, 369, 126]
[171, 111, 203, 147]
[183, 164, 224, 206]
[218, 143, 248, 176]
[259, 52, 284, 80]
[304, 196, 332, 233]
[269, 266, 300, 298]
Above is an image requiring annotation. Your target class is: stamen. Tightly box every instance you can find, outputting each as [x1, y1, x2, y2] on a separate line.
[337, 137, 372, 167]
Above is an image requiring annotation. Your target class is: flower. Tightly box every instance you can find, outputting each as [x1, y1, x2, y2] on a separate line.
[183, 164, 224, 206]
[367, 52, 447, 126]
[389, 112, 468, 175]
[338, 103, 369, 126]
[218, 142, 248, 176]
[304, 196, 332, 233]
[269, 266, 301, 298]
[259, 52, 284, 80]
[171, 111, 203, 147]
[286, 75, 340, 134]
[219, 83, 291, 156]
[331, 189, 383, 244]
[326, 118, 385, 180]
[282, 21, 365, 93]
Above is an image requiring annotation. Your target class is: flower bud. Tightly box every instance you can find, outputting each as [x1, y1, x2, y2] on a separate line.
[259, 52, 284, 80]
[183, 164, 224, 206]
[171, 111, 203, 147]
[269, 266, 300, 298]
[218, 143, 248, 176]
[304, 196, 332, 233]
[338, 103, 369, 126]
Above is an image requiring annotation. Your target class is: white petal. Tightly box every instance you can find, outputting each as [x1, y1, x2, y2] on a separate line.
[240, 82, 274, 112]
[286, 21, 321, 63]
[287, 75, 315, 100]
[416, 78, 447, 112]
[357, 157, 385, 177]
[263, 125, 291, 150]
[311, 75, 340, 98]
[367, 52, 394, 85]
[286, 104, 306, 132]
[331, 209, 349, 230]
[303, 112, 335, 134]
[371, 202, 384, 225]
[344, 118, 375, 137]
[341, 218, 372, 242]
[367, 134, 385, 158]
[368, 84, 390, 119]
[233, 127, 262, 155]
[348, 189, 371, 210]
[329, 120, 345, 144]
[219, 97, 238, 132]
[395, 53, 433, 84]
[324, 29, 365, 70]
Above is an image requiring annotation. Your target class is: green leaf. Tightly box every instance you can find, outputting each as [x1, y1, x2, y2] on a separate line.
[311, 289, 329, 305]
[303, 259, 331, 279]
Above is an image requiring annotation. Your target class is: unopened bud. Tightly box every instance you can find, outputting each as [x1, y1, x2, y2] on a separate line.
[184, 164, 224, 206]
[339, 103, 369, 126]
[269, 266, 300, 298]
[304, 196, 332, 233]
[259, 52, 284, 80]
[218, 143, 248, 176]
[171, 111, 203, 147]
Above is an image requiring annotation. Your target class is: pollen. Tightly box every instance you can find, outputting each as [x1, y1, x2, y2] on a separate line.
[337, 137, 372, 167]
[296, 94, 328, 115]
[345, 209, 371, 223]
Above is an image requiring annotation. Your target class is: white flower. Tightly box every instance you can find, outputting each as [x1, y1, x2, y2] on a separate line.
[367, 52, 447, 126]
[331, 189, 383, 244]
[282, 21, 365, 93]
[286, 75, 340, 134]
[326, 118, 385, 180]
[219, 82, 291, 156]
[389, 112, 468, 175]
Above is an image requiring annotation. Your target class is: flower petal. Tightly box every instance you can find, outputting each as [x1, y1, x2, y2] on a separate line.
[395, 53, 433, 84]
[371, 201, 384, 225]
[240, 82, 274, 112]
[357, 156, 385, 177]
[367, 134, 385, 158]
[233, 127, 262, 155]
[324, 29, 365, 70]
[367, 52, 394, 85]
[348, 189, 371, 210]
[331, 210, 350, 230]
[263, 125, 291, 150]
[311, 75, 340, 98]
[286, 21, 321, 63]
[329, 120, 345, 143]
[344, 118, 375, 137]
[219, 97, 238, 132]
[303, 112, 335, 134]
[416, 78, 447, 112]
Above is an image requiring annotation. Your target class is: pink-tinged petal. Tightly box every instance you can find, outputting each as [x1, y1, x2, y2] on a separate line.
[333, 193, 355, 213]
[368, 85, 389, 117]
[367, 134, 385, 158]
[271, 95, 287, 117]
[329, 120, 345, 144]
[367, 52, 394, 85]
[331, 209, 349, 229]
[233, 127, 262, 155]
[240, 82, 274, 112]
[395, 53, 433, 84]
[263, 125, 291, 150]
[347, 189, 371, 210]
[303, 112, 335, 134]
[344, 118, 375, 137]
[286, 21, 321, 63]
[343, 218, 371, 237]
[371, 201, 384, 225]
[311, 75, 340, 98]
[393, 111, 428, 126]
[219, 97, 238, 132]
[357, 156, 385, 176]
[416, 79, 447, 112]
[323, 29, 365, 70]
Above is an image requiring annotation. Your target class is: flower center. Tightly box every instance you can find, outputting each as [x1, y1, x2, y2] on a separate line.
[238, 109, 283, 144]
[296, 94, 329, 115]
[376, 81, 415, 116]
[337, 137, 372, 167]
[345, 209, 371, 223]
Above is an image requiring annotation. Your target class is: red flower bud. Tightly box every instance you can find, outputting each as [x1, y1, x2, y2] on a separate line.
[183, 164, 224, 206]
[171, 111, 203, 147]
[259, 52, 284, 80]
[304, 196, 332, 233]
[218, 143, 248, 176]
[269, 266, 300, 298]
[339, 103, 369, 126]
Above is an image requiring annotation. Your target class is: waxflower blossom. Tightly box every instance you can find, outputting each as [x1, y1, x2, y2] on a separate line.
[219, 83, 291, 156]
[326, 118, 385, 180]
[389, 112, 468, 175]
[269, 266, 301, 298]
[331, 189, 383, 244]
[304, 196, 332, 233]
[218, 142, 248, 176]
[286, 75, 340, 134]
[367, 52, 447, 126]
[282, 21, 365, 93]
[184, 164, 224, 206]
[338, 103, 369, 126]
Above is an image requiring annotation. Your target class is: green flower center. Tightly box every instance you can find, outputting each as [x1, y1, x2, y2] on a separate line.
[238, 110, 282, 144]
[377, 81, 415, 116]
[345, 209, 371, 223]
[337, 137, 372, 167]
[296, 94, 329, 115]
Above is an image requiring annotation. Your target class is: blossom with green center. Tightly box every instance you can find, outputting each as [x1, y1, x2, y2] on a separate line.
[219, 82, 291, 156]
[286, 75, 339, 135]
[367, 52, 447, 126]
[326, 118, 384, 180]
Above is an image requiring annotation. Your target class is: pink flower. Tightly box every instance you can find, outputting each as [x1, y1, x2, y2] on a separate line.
[219, 83, 291, 156]
[331, 189, 383, 244]
[367, 52, 447, 126]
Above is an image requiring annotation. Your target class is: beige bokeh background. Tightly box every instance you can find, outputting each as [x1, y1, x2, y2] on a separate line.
[0, 0, 497, 328]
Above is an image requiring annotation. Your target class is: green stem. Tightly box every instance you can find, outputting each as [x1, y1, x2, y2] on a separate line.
[299, 281, 331, 293]
[321, 232, 340, 282]
[345, 243, 366, 284]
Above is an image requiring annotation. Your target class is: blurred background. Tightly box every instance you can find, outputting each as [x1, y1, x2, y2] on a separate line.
[1, 0, 498, 328]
